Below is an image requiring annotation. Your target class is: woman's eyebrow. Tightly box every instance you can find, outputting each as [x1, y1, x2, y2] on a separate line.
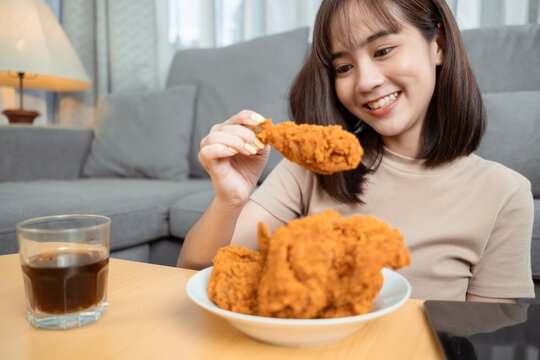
[331, 29, 395, 61]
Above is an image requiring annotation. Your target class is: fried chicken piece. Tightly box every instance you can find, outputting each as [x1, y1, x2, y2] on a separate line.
[257, 209, 410, 319]
[208, 209, 410, 319]
[207, 245, 263, 315]
[254, 119, 363, 175]
[257, 221, 271, 261]
[207, 225, 272, 315]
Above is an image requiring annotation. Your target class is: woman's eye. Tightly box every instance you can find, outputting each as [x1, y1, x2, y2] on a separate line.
[374, 47, 393, 58]
[334, 64, 353, 74]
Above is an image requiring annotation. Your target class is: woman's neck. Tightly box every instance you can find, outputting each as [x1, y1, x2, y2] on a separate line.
[382, 136, 421, 159]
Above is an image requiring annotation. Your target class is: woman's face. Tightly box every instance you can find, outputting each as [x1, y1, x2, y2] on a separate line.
[330, 13, 443, 156]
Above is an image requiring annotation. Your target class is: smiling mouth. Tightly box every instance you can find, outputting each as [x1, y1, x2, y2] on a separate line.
[365, 92, 400, 110]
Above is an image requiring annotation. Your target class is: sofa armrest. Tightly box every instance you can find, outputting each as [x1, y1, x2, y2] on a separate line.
[0, 125, 93, 181]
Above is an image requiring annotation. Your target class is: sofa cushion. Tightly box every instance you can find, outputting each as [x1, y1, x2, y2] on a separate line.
[166, 27, 310, 180]
[169, 187, 215, 239]
[475, 91, 540, 197]
[462, 24, 540, 93]
[0, 178, 212, 255]
[149, 238, 183, 267]
[83, 85, 197, 180]
[0, 126, 93, 181]
[111, 243, 150, 263]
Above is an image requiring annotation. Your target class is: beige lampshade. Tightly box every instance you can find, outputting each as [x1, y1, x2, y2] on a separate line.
[0, 0, 92, 92]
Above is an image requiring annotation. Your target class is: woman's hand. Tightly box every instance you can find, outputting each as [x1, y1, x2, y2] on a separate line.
[198, 110, 270, 208]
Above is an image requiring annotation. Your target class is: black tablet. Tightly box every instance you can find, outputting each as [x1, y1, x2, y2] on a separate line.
[424, 300, 539, 360]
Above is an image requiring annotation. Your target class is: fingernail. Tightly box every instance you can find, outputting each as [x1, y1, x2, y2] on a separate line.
[250, 113, 265, 124]
[227, 146, 238, 154]
[255, 139, 265, 149]
[244, 143, 258, 155]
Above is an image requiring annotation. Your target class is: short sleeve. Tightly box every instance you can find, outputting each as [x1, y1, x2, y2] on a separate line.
[468, 179, 535, 298]
[250, 159, 313, 223]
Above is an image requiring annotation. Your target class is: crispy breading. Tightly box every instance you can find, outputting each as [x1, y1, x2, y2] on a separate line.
[255, 119, 363, 174]
[257, 210, 410, 318]
[207, 210, 410, 319]
[207, 245, 263, 315]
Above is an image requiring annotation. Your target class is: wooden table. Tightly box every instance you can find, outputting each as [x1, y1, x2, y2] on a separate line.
[0, 254, 444, 359]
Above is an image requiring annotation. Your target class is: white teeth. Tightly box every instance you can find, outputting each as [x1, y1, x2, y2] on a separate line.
[367, 92, 398, 110]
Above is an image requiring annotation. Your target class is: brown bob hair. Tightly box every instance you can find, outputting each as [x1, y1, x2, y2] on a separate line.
[289, 0, 485, 204]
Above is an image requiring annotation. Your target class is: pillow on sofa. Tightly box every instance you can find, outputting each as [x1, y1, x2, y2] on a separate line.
[461, 24, 540, 93]
[475, 91, 540, 197]
[83, 85, 197, 180]
[166, 27, 310, 180]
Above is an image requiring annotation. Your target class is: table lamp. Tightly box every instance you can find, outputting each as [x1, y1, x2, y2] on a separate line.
[0, 0, 92, 124]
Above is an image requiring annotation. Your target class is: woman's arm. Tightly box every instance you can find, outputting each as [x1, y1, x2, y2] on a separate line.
[177, 197, 241, 269]
[177, 199, 284, 269]
[231, 200, 285, 250]
[177, 110, 271, 269]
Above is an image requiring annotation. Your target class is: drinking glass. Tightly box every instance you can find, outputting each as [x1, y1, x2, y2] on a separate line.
[16, 214, 111, 330]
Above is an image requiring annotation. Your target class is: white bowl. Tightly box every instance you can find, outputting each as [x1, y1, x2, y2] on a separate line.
[186, 267, 411, 347]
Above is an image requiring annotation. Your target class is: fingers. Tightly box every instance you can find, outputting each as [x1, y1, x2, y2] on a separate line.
[198, 143, 239, 164]
[201, 128, 264, 156]
[224, 110, 266, 127]
[201, 111, 267, 153]
[199, 111, 269, 166]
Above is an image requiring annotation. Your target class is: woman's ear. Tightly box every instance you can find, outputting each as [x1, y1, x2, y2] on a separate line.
[434, 23, 445, 65]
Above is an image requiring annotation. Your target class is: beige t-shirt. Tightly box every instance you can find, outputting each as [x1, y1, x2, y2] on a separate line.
[251, 148, 535, 300]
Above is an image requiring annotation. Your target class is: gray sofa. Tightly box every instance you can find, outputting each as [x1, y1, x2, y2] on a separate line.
[0, 24, 539, 298]
[0, 27, 310, 266]
[464, 24, 540, 302]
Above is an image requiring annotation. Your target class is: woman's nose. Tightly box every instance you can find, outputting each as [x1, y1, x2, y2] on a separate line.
[355, 60, 385, 92]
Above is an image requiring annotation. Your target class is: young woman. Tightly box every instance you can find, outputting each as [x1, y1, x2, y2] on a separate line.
[177, 0, 535, 303]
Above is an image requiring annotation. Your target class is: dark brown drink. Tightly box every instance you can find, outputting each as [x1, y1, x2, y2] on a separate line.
[21, 249, 108, 314]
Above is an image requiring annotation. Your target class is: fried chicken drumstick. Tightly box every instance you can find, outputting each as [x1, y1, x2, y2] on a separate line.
[254, 119, 363, 175]
[208, 209, 410, 319]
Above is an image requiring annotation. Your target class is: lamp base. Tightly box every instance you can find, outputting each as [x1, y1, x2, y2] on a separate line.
[2, 109, 40, 124]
